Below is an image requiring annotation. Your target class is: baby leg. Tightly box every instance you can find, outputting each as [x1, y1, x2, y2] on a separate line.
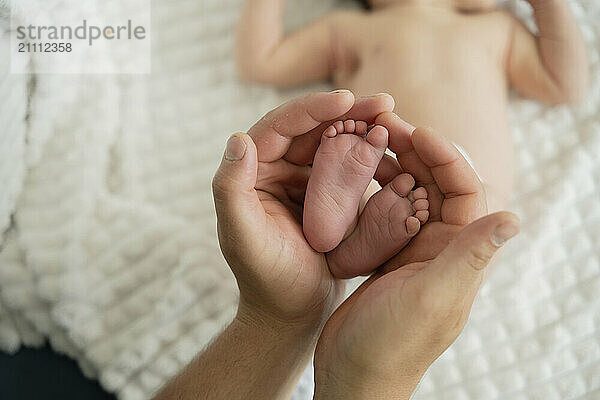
[327, 174, 429, 279]
[303, 120, 388, 253]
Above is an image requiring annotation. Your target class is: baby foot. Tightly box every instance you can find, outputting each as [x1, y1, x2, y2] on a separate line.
[327, 173, 429, 279]
[303, 120, 388, 253]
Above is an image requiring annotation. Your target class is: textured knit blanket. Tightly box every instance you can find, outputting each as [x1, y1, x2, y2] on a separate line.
[1, 1, 599, 399]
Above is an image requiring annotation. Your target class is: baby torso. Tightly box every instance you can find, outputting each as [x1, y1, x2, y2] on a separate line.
[335, 6, 516, 206]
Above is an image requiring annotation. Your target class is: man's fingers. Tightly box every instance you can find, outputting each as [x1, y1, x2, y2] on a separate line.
[248, 91, 355, 163]
[376, 112, 444, 218]
[375, 111, 415, 152]
[375, 112, 434, 186]
[424, 212, 520, 296]
[411, 128, 481, 194]
[411, 128, 487, 225]
[212, 133, 265, 245]
[284, 93, 395, 165]
[256, 160, 311, 190]
[340, 93, 395, 124]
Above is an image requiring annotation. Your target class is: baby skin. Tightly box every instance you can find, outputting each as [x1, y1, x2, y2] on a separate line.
[303, 120, 429, 278]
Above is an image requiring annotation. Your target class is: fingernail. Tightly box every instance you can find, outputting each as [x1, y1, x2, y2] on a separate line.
[369, 92, 390, 98]
[330, 89, 352, 95]
[394, 114, 416, 133]
[491, 221, 520, 247]
[225, 135, 247, 161]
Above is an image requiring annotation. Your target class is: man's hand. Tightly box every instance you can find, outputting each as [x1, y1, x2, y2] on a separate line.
[155, 91, 395, 400]
[314, 120, 520, 399]
[375, 112, 488, 269]
[212, 91, 395, 331]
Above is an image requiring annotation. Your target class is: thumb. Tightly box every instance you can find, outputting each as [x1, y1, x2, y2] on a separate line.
[426, 212, 521, 295]
[212, 133, 264, 248]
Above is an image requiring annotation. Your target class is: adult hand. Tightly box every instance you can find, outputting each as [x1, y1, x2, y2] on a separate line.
[375, 112, 489, 269]
[212, 90, 395, 334]
[314, 122, 521, 399]
[156, 91, 396, 400]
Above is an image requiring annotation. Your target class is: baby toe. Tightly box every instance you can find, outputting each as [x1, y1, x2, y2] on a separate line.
[323, 125, 338, 138]
[344, 119, 356, 133]
[355, 120, 368, 136]
[412, 187, 428, 200]
[390, 173, 416, 197]
[365, 125, 389, 150]
[413, 198, 429, 211]
[405, 216, 421, 236]
[333, 121, 344, 133]
[415, 210, 429, 224]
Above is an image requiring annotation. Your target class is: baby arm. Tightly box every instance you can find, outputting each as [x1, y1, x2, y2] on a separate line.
[508, 0, 589, 104]
[235, 0, 360, 87]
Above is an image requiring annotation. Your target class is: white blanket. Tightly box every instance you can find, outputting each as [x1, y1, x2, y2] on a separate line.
[1, 1, 599, 399]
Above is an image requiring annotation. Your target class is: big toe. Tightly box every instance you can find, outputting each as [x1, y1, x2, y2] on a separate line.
[365, 125, 389, 150]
